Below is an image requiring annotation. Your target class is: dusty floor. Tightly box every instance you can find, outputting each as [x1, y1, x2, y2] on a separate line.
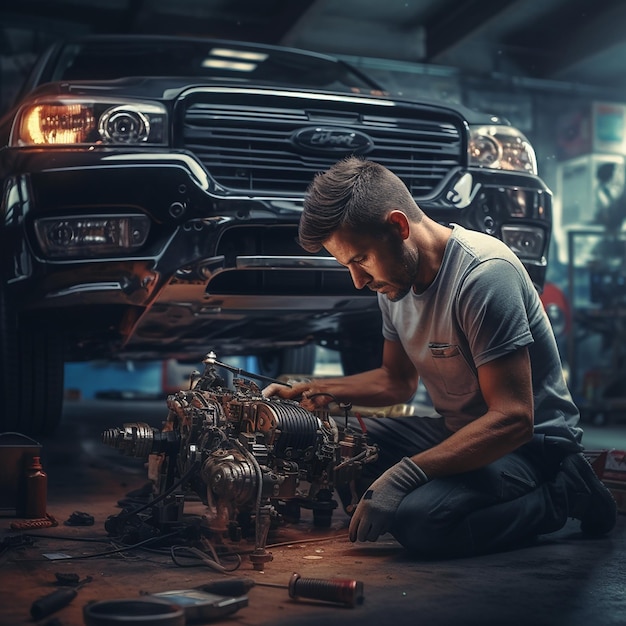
[1, 399, 626, 626]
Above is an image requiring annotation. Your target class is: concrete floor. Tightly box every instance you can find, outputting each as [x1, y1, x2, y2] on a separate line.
[1, 398, 626, 626]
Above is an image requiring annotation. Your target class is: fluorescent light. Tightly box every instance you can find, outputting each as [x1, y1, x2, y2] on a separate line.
[209, 48, 268, 61]
[201, 59, 257, 72]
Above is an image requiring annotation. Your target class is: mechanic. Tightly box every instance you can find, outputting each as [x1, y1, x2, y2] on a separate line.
[263, 157, 617, 558]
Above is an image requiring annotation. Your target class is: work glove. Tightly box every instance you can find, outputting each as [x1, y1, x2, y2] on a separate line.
[349, 457, 429, 543]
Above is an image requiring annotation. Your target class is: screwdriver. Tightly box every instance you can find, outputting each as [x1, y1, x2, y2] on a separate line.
[198, 572, 364, 607]
[30, 576, 93, 620]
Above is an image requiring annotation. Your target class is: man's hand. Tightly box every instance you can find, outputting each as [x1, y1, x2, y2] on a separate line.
[262, 379, 332, 411]
[349, 457, 429, 543]
[261, 381, 304, 400]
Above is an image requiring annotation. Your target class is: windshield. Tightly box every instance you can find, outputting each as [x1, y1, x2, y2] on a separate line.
[51, 37, 381, 93]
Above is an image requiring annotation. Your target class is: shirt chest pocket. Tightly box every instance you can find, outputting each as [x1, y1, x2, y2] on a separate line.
[429, 343, 479, 396]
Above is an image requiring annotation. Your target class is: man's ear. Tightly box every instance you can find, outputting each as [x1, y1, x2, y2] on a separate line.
[387, 210, 410, 240]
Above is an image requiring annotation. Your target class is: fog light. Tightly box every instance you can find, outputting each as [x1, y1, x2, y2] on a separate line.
[35, 215, 150, 258]
[501, 225, 545, 260]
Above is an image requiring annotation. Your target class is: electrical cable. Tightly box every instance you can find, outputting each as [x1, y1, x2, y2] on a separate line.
[114, 461, 200, 523]
[23, 533, 112, 543]
[16, 530, 183, 562]
[169, 544, 241, 572]
[305, 391, 367, 434]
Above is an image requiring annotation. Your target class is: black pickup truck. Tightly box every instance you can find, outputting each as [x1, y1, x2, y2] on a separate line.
[0, 35, 552, 435]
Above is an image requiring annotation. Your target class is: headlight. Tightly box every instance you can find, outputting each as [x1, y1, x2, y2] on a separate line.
[469, 125, 537, 175]
[500, 225, 545, 261]
[34, 215, 150, 258]
[12, 98, 167, 146]
[99, 106, 151, 144]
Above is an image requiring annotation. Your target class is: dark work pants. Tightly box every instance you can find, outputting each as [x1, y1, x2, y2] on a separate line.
[350, 415, 578, 558]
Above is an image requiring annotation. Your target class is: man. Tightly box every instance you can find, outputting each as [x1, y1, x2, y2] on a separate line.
[263, 157, 617, 558]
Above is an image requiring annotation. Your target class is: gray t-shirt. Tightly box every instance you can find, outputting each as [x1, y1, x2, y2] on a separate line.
[379, 224, 582, 449]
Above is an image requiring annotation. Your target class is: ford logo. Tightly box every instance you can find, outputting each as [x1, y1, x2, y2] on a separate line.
[290, 126, 374, 155]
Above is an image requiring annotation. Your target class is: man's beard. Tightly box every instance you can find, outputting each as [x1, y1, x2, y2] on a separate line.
[371, 244, 419, 302]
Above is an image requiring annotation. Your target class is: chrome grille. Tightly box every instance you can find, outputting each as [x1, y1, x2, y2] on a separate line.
[182, 92, 464, 196]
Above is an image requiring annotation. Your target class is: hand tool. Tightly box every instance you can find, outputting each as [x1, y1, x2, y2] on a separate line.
[198, 572, 364, 607]
[30, 575, 93, 620]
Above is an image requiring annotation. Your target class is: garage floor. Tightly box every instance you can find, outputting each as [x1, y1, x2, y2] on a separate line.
[1, 399, 626, 626]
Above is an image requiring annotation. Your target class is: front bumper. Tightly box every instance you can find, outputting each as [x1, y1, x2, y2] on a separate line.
[1, 148, 552, 358]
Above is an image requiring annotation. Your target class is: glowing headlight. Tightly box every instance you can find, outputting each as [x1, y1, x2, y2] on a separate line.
[500, 225, 545, 261]
[19, 103, 96, 145]
[469, 125, 537, 175]
[12, 99, 167, 146]
[34, 215, 150, 258]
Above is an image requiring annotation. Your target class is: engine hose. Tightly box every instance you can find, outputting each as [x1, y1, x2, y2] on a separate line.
[232, 438, 264, 526]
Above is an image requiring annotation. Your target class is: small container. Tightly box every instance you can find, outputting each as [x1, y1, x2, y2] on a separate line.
[0, 432, 42, 516]
[24, 456, 47, 519]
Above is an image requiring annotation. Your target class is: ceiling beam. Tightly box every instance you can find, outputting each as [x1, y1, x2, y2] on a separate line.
[540, 1, 626, 78]
[422, 0, 520, 62]
[2, 0, 316, 42]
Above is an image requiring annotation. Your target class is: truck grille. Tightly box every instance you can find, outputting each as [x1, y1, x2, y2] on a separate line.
[182, 90, 464, 197]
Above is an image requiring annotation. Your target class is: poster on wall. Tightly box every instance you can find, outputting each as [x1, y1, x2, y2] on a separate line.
[593, 102, 626, 154]
[556, 101, 626, 159]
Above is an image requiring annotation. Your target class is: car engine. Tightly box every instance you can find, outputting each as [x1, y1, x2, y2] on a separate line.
[102, 352, 378, 569]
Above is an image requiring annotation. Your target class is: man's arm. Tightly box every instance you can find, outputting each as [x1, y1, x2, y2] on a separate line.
[264, 340, 533, 473]
[262, 339, 419, 409]
[411, 346, 534, 478]
[347, 345, 534, 542]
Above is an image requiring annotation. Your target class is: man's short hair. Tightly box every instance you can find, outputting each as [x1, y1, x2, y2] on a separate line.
[298, 157, 421, 252]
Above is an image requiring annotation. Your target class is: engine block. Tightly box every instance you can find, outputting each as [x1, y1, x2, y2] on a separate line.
[102, 352, 378, 569]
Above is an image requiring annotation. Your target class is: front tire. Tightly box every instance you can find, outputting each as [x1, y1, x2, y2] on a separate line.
[340, 335, 383, 375]
[0, 286, 64, 436]
[256, 344, 317, 379]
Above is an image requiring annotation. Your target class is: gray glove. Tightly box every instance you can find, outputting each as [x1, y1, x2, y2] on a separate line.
[349, 457, 429, 543]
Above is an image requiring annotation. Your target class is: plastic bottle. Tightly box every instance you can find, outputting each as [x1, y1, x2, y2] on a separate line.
[24, 456, 47, 519]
